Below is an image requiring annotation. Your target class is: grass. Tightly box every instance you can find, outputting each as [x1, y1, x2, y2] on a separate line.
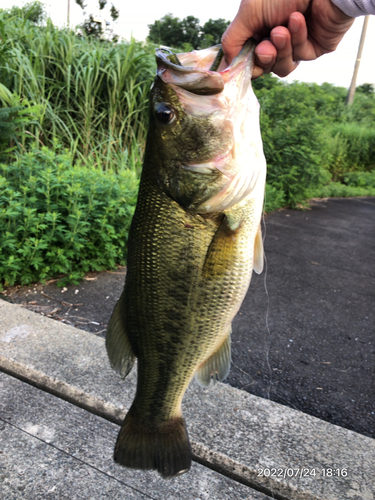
[0, 12, 155, 166]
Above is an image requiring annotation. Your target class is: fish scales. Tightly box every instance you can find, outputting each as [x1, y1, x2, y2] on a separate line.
[125, 176, 257, 416]
[106, 39, 266, 479]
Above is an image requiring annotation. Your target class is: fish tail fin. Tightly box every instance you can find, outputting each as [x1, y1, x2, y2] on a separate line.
[114, 411, 192, 479]
[106, 291, 136, 379]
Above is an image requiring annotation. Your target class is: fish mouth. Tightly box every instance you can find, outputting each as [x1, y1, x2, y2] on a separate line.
[155, 40, 265, 214]
[155, 39, 256, 96]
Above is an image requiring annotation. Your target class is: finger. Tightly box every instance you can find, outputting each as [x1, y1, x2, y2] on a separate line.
[252, 64, 265, 80]
[222, 20, 255, 65]
[288, 12, 318, 61]
[254, 39, 277, 75]
[270, 27, 300, 77]
[222, 1, 264, 65]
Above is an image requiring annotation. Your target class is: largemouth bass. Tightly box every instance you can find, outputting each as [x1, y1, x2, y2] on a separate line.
[106, 39, 266, 479]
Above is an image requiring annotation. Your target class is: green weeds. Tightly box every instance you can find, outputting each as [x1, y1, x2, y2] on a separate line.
[0, 146, 139, 288]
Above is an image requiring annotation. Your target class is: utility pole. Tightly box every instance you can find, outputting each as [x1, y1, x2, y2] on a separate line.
[346, 16, 369, 106]
[67, 0, 70, 26]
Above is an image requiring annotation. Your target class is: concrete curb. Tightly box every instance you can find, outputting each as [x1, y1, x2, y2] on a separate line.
[1, 300, 374, 500]
[1, 372, 269, 500]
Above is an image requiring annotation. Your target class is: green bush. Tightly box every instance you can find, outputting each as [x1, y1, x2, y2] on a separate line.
[263, 183, 286, 213]
[0, 146, 139, 287]
[0, 83, 43, 159]
[307, 181, 375, 199]
[255, 80, 331, 207]
[343, 170, 375, 188]
[324, 123, 375, 179]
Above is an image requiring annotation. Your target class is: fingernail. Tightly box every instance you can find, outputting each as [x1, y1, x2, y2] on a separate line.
[289, 15, 300, 34]
[258, 54, 273, 65]
[272, 34, 286, 50]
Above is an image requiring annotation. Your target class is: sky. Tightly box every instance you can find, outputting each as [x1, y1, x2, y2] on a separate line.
[2, 0, 375, 88]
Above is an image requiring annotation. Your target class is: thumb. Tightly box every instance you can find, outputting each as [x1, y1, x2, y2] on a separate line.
[222, 2, 266, 65]
[222, 18, 256, 64]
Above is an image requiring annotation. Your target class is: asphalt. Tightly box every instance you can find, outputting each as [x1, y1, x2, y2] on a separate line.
[229, 196, 375, 438]
[2, 197, 374, 438]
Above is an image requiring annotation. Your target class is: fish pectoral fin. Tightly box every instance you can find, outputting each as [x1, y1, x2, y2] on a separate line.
[106, 291, 136, 379]
[194, 331, 231, 387]
[253, 224, 264, 274]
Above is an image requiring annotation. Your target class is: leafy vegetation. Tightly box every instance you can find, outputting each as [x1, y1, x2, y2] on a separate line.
[253, 75, 375, 207]
[0, 3, 374, 287]
[74, 0, 120, 40]
[147, 14, 230, 50]
[0, 146, 139, 288]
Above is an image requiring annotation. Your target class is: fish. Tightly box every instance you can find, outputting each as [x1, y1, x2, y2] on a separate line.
[105, 39, 266, 479]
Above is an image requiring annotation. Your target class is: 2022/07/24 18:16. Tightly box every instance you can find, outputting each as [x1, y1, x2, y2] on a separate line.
[257, 468, 348, 478]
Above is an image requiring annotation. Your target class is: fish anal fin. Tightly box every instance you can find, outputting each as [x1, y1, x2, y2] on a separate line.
[106, 291, 135, 379]
[114, 412, 191, 479]
[253, 225, 264, 274]
[195, 331, 231, 387]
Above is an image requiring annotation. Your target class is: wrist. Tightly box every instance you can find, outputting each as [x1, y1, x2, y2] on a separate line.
[329, 0, 359, 19]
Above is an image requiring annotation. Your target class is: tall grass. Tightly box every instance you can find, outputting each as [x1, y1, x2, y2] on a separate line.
[0, 12, 155, 168]
[324, 123, 375, 180]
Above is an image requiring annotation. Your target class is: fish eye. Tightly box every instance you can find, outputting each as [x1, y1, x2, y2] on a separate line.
[156, 104, 175, 124]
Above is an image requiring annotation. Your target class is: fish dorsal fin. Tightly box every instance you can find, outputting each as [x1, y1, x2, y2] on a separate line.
[194, 330, 231, 387]
[106, 291, 136, 379]
[253, 225, 264, 274]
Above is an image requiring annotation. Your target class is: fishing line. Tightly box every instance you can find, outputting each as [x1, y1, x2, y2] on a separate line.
[260, 196, 277, 500]
[261, 197, 274, 402]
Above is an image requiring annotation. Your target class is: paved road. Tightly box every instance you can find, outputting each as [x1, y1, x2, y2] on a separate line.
[3, 197, 374, 438]
[229, 197, 375, 438]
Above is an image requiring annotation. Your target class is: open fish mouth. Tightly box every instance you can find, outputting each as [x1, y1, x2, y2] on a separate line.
[155, 40, 256, 97]
[153, 40, 264, 214]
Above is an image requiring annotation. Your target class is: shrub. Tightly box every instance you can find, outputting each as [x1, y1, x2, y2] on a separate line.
[0, 146, 139, 287]
[256, 81, 330, 207]
[343, 170, 375, 188]
[324, 123, 375, 179]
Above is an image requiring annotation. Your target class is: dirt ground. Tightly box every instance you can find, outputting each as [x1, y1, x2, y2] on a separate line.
[1, 197, 374, 439]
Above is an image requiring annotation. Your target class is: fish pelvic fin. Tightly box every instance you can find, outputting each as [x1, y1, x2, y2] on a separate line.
[114, 412, 192, 479]
[106, 291, 135, 379]
[194, 331, 231, 387]
[253, 224, 264, 274]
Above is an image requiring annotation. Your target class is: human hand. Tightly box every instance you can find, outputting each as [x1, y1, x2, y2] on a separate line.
[222, 0, 354, 78]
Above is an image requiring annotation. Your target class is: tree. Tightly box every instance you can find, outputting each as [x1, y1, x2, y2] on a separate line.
[202, 18, 230, 45]
[356, 83, 374, 96]
[147, 14, 230, 50]
[0, 1, 45, 24]
[147, 14, 184, 48]
[74, 0, 120, 39]
[180, 16, 200, 49]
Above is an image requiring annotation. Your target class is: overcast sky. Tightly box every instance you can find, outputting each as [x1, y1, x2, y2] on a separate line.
[2, 0, 375, 88]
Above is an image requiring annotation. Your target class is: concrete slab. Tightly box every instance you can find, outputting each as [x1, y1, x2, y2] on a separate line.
[0, 372, 267, 500]
[1, 299, 374, 500]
